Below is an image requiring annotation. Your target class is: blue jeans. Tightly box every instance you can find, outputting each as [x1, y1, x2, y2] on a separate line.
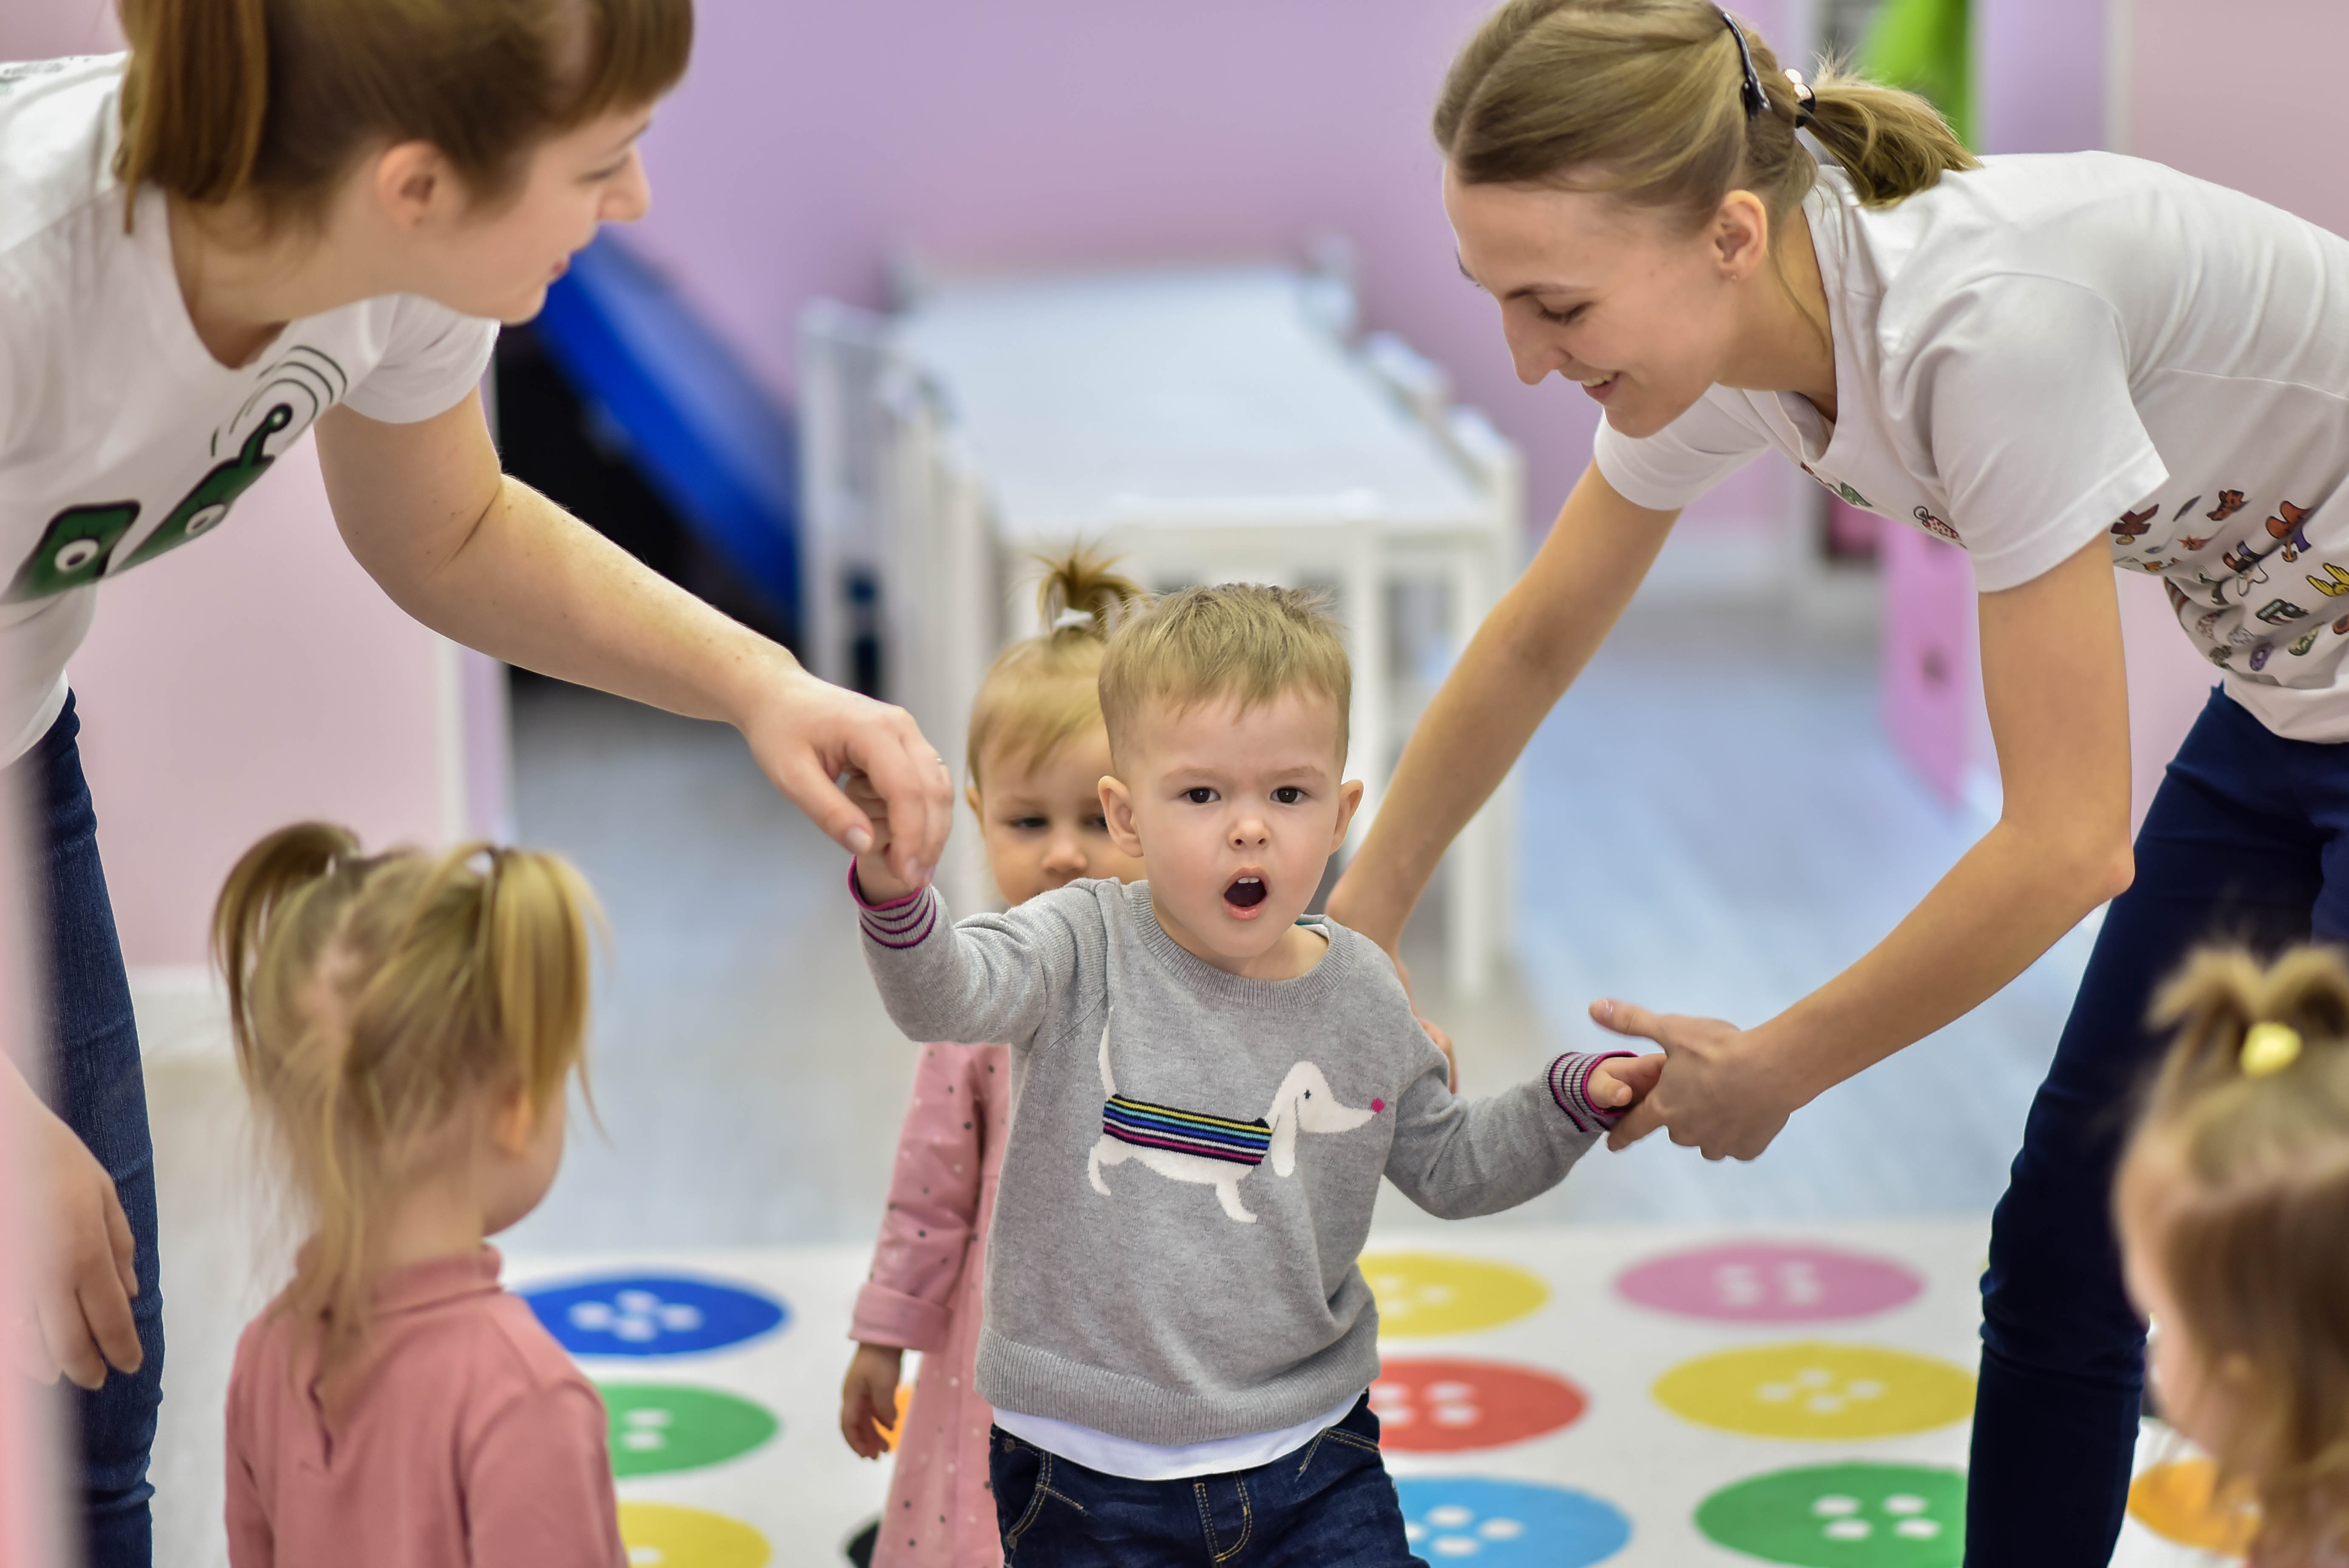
[12, 693, 163, 1567]
[1968, 687, 2340, 1567]
[989, 1396, 1422, 1567]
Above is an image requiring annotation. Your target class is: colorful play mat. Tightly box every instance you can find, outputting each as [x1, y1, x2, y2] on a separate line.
[501, 1225, 2243, 1566]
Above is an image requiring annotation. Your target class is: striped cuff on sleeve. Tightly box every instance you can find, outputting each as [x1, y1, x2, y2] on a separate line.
[850, 863, 939, 950]
[1546, 1050, 1636, 1135]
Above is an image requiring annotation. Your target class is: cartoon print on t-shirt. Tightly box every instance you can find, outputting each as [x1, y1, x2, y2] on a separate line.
[2172, 496, 2203, 522]
[115, 404, 294, 572]
[2292, 630, 2321, 656]
[1800, 464, 1874, 511]
[2251, 644, 2276, 672]
[2308, 564, 2349, 598]
[4, 501, 140, 603]
[2266, 500, 2314, 563]
[2111, 506, 2158, 543]
[2208, 490, 2248, 523]
[2257, 600, 2309, 625]
[1912, 506, 1962, 545]
[4, 345, 345, 604]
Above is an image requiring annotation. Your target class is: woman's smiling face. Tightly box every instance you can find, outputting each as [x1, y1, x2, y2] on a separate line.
[1443, 166, 1754, 439]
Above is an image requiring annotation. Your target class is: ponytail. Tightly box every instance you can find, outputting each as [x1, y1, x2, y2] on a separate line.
[966, 547, 1149, 791]
[1802, 63, 1978, 208]
[1434, 0, 1977, 226]
[110, 0, 693, 234]
[213, 823, 600, 1372]
[115, 0, 270, 219]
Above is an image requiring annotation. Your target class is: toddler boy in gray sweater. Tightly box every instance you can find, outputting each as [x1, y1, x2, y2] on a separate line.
[849, 582, 1659, 1565]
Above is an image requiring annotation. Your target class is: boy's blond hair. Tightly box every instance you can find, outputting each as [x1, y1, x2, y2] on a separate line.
[1097, 583, 1351, 763]
[967, 549, 1149, 791]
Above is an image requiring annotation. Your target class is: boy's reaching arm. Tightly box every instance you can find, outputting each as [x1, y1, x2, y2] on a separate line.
[1385, 1047, 1662, 1219]
[853, 871, 1086, 1049]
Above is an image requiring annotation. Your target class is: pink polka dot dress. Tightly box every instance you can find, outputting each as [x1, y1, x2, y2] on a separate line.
[853, 1042, 1009, 1568]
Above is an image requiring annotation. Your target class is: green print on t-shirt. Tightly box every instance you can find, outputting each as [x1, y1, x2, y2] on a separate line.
[6, 403, 293, 604]
[4, 501, 139, 602]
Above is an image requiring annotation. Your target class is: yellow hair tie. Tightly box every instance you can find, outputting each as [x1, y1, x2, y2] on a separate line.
[2242, 1022, 2303, 1077]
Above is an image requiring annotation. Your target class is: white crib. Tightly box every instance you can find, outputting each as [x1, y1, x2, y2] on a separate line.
[801, 265, 1522, 995]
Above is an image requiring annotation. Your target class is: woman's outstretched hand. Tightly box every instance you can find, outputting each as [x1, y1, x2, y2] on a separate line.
[1590, 999, 1798, 1161]
[738, 665, 954, 892]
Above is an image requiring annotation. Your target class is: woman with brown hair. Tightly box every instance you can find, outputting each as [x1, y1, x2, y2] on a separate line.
[1329, 1, 2349, 1563]
[0, 3, 952, 1559]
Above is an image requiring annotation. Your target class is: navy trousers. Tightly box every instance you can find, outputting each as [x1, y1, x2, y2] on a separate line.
[990, 1396, 1421, 1567]
[1967, 686, 2344, 1566]
[13, 693, 163, 1567]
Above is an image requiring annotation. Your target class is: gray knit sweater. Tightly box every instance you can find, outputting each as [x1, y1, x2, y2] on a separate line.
[856, 873, 1624, 1447]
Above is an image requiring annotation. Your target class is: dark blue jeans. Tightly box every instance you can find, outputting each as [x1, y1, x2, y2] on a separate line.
[12, 693, 163, 1567]
[1968, 686, 2340, 1567]
[989, 1395, 1422, 1567]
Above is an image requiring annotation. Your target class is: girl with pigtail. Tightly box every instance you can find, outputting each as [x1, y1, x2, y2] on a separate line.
[3, 2, 952, 1556]
[214, 822, 618, 1567]
[1328, 1, 2349, 1562]
[837, 551, 1152, 1568]
[2118, 945, 2349, 1567]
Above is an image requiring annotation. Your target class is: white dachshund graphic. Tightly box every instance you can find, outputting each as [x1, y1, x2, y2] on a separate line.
[1086, 1016, 1380, 1223]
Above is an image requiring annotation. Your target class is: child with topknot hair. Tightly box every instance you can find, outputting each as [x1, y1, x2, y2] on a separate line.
[838, 550, 1151, 1568]
[2117, 943, 2349, 1565]
[848, 581, 1659, 1564]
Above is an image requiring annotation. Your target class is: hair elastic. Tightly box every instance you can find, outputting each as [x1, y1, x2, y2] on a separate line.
[2242, 1021, 2304, 1077]
[1785, 67, 1817, 129]
[1718, 7, 1768, 119]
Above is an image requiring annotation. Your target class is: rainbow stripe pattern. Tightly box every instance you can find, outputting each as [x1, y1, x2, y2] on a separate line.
[1101, 1095, 1272, 1167]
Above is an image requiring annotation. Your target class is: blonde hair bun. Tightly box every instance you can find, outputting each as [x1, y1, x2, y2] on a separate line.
[963, 548, 1150, 792]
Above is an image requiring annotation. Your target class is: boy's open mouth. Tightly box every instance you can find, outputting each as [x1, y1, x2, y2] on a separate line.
[1224, 875, 1268, 912]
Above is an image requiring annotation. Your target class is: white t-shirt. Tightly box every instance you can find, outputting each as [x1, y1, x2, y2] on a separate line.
[0, 54, 499, 763]
[1596, 153, 2349, 742]
[993, 1388, 1365, 1481]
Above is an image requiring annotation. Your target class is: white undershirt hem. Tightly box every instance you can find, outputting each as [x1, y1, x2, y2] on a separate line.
[992, 1389, 1367, 1481]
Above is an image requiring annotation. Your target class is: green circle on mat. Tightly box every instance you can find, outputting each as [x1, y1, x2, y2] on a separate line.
[600, 1383, 778, 1478]
[1696, 1463, 1964, 1567]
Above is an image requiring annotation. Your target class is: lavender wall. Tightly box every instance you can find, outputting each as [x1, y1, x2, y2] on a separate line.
[623, 0, 1794, 537]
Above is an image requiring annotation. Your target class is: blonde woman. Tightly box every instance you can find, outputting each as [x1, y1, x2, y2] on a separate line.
[1327, 2, 2349, 1563]
[0, 3, 950, 1559]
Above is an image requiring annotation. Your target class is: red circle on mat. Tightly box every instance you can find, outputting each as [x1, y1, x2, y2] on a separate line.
[1369, 1358, 1586, 1452]
[1615, 1243, 1922, 1323]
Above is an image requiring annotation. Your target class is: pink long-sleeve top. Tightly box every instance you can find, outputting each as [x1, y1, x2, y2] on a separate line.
[853, 1041, 1011, 1568]
[226, 1246, 623, 1568]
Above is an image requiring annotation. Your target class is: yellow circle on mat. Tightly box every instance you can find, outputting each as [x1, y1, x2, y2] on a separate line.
[1654, 1342, 1974, 1440]
[618, 1502, 771, 1568]
[2129, 1459, 2260, 1555]
[1360, 1251, 1548, 1339]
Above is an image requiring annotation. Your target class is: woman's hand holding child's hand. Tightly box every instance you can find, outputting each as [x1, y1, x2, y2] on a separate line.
[846, 771, 920, 903]
[839, 1342, 905, 1460]
[1589, 1051, 1667, 1118]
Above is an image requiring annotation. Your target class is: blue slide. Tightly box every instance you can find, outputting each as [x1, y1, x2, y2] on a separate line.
[532, 234, 800, 628]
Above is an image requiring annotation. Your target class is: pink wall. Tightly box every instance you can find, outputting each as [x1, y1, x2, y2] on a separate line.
[623, 0, 1793, 537]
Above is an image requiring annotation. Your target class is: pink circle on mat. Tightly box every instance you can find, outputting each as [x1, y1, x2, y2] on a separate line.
[1615, 1242, 1922, 1323]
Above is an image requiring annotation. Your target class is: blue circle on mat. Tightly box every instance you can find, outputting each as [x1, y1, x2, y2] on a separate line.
[521, 1274, 787, 1357]
[1394, 1477, 1631, 1566]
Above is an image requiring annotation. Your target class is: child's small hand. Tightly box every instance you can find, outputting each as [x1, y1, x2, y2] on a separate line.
[846, 771, 916, 903]
[839, 1342, 904, 1460]
[1589, 1052, 1666, 1116]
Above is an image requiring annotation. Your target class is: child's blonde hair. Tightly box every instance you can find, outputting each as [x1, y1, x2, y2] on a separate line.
[1434, 0, 1977, 219]
[966, 549, 1149, 791]
[213, 822, 600, 1368]
[1097, 583, 1351, 763]
[2126, 944, 2349, 1561]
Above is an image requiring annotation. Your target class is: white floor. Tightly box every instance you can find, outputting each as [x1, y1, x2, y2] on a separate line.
[130, 600, 2147, 1565]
